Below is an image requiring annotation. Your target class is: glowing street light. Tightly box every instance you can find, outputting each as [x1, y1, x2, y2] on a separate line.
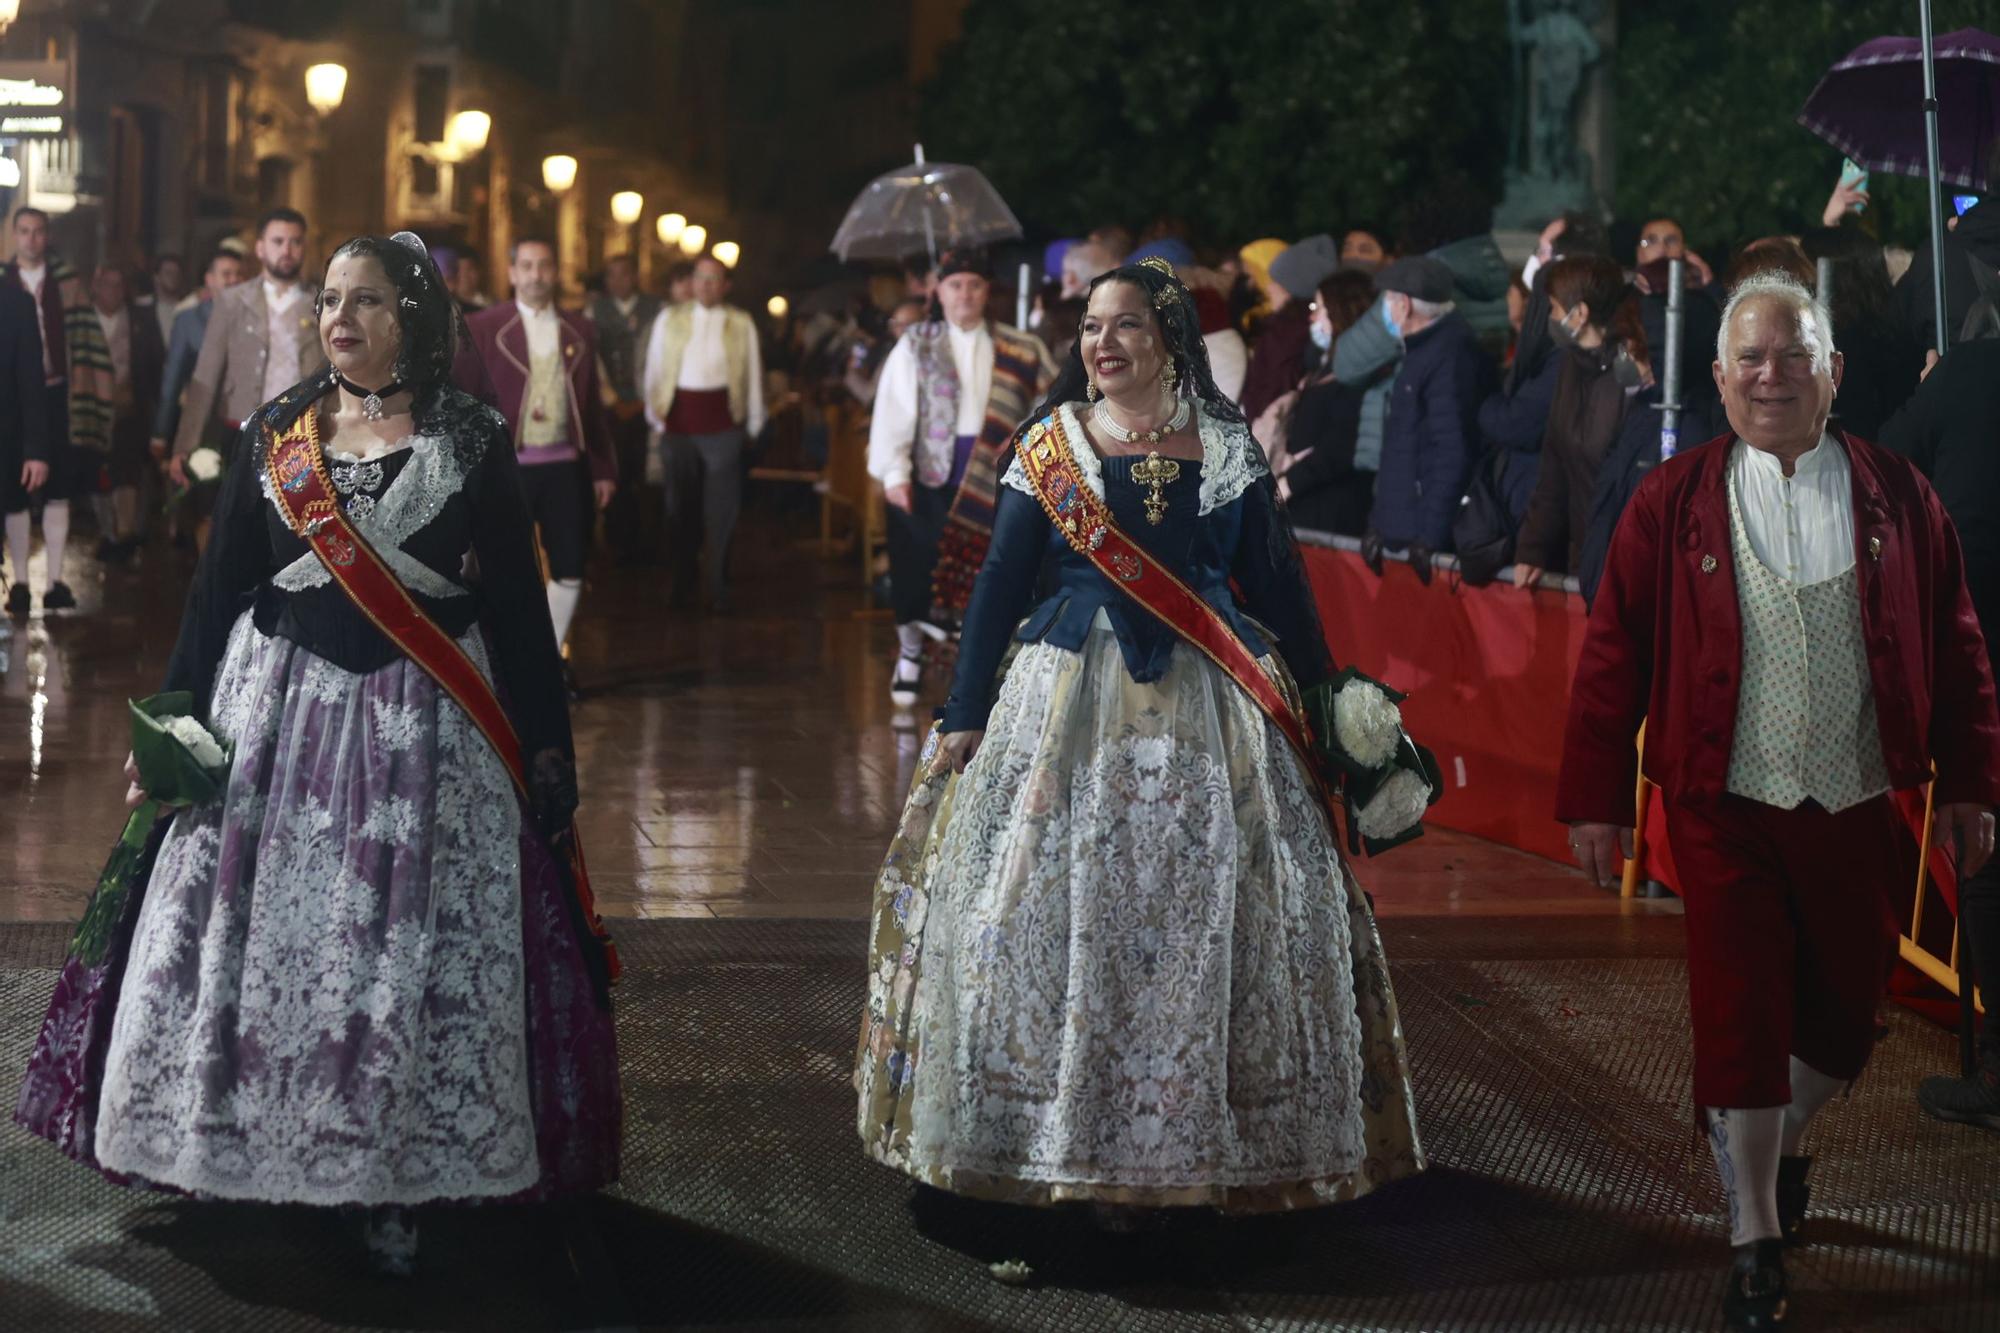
[711, 240, 740, 269]
[541, 154, 578, 193]
[677, 224, 707, 257]
[610, 191, 644, 225]
[0, 157, 19, 189]
[304, 63, 349, 115]
[766, 295, 789, 319]
[446, 109, 491, 157]
[0, 1, 22, 34]
[655, 213, 686, 245]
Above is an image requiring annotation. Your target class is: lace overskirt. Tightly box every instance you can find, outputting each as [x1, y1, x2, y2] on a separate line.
[856, 628, 1423, 1210]
[88, 613, 540, 1205]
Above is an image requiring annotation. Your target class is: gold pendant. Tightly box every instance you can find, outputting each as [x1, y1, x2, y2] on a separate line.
[1130, 451, 1180, 525]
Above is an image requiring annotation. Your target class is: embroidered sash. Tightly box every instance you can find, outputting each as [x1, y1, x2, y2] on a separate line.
[1013, 411, 1342, 817]
[265, 408, 621, 983]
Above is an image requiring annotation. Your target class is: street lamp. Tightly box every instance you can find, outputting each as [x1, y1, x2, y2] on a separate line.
[766, 295, 788, 319]
[0, 2, 21, 36]
[610, 191, 644, 226]
[446, 109, 491, 157]
[711, 240, 740, 269]
[541, 154, 578, 193]
[655, 213, 686, 246]
[0, 157, 19, 189]
[678, 223, 707, 257]
[304, 63, 349, 115]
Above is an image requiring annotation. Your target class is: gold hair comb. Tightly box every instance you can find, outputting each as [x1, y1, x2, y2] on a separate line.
[1136, 255, 1187, 310]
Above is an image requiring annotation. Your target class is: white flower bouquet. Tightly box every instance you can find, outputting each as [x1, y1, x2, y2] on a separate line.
[1303, 667, 1442, 855]
[184, 447, 224, 483]
[70, 692, 232, 964]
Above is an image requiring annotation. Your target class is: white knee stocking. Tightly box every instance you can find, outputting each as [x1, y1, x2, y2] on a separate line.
[547, 578, 582, 649]
[1780, 1057, 1845, 1156]
[5, 510, 27, 583]
[1705, 1105, 1784, 1246]
[40, 500, 69, 590]
[895, 622, 924, 658]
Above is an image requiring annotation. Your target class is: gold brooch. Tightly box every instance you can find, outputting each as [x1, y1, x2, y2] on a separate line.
[1701, 555, 1718, 574]
[1131, 451, 1181, 525]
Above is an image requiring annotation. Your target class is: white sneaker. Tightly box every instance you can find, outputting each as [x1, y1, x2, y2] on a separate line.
[890, 654, 922, 708]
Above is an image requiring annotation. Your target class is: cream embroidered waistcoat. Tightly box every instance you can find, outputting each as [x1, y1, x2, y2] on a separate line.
[520, 345, 570, 448]
[1723, 469, 1889, 812]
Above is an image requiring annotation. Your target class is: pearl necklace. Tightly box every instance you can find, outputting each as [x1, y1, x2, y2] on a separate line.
[1097, 396, 1192, 446]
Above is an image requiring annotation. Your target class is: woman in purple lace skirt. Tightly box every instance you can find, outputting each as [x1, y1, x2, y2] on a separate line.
[14, 232, 621, 1274]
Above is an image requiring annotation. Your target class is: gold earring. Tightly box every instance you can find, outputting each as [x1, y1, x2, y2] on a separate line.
[1161, 360, 1178, 392]
[1086, 378, 1100, 402]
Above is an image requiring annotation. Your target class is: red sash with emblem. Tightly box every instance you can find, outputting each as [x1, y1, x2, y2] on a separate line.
[266, 408, 620, 983]
[1014, 411, 1343, 818]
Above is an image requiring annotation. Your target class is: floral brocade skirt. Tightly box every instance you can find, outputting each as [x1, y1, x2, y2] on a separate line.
[16, 612, 621, 1206]
[855, 626, 1423, 1211]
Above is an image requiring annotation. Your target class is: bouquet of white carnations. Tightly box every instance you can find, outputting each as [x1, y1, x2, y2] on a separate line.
[165, 446, 225, 517]
[70, 692, 232, 963]
[1302, 667, 1443, 855]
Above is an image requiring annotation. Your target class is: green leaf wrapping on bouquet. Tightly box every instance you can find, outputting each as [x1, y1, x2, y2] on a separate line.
[70, 801, 161, 965]
[1343, 735, 1446, 858]
[129, 692, 227, 808]
[1301, 666, 1409, 783]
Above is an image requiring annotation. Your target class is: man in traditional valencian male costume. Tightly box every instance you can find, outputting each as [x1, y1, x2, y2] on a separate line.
[1558, 272, 2000, 1331]
[865, 248, 1054, 705]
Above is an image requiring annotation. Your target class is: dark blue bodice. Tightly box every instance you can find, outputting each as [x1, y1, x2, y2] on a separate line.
[940, 444, 1334, 733]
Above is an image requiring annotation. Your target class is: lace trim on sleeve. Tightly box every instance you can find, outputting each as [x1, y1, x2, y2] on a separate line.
[1197, 404, 1269, 514]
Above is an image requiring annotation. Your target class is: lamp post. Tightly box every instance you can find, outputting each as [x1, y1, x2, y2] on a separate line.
[766, 295, 788, 319]
[541, 154, 578, 193]
[656, 212, 686, 246]
[304, 63, 348, 115]
[446, 109, 491, 158]
[678, 223, 707, 258]
[711, 240, 740, 270]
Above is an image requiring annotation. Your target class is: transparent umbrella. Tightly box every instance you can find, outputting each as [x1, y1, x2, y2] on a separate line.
[829, 144, 1022, 264]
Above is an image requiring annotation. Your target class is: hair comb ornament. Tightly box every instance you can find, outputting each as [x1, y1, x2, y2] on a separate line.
[1137, 254, 1188, 310]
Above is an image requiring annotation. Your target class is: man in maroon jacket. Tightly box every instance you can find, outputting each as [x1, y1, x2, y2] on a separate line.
[462, 237, 615, 657]
[1557, 272, 2000, 1331]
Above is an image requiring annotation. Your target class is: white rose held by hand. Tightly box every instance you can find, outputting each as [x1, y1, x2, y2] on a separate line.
[162, 715, 227, 771]
[1333, 679, 1403, 770]
[1355, 767, 1432, 842]
[185, 447, 223, 483]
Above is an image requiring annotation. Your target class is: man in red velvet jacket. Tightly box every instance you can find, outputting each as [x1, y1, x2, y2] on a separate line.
[461, 237, 615, 658]
[1557, 272, 2000, 1331]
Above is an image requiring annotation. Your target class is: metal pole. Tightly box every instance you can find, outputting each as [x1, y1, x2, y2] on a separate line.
[1815, 256, 1835, 312]
[1659, 257, 1684, 460]
[1015, 261, 1031, 330]
[913, 142, 938, 269]
[1922, 0, 1950, 352]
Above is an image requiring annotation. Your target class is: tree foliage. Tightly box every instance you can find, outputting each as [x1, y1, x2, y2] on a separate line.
[918, 0, 1508, 248]
[1617, 0, 2000, 251]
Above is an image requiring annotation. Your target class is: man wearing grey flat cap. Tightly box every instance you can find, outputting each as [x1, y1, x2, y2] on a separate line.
[1361, 255, 1494, 583]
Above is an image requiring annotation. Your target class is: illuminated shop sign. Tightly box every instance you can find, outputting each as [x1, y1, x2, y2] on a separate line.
[0, 62, 67, 137]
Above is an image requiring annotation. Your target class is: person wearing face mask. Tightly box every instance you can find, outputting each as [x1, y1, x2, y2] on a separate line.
[17, 232, 622, 1280]
[1512, 256, 1652, 588]
[1257, 269, 1377, 534]
[1361, 256, 1496, 581]
[864, 248, 1055, 706]
[855, 258, 1422, 1223]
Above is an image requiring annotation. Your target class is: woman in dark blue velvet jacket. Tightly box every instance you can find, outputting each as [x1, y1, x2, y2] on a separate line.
[855, 261, 1423, 1222]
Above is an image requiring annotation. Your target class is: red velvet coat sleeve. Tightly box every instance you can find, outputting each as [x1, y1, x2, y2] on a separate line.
[1555, 467, 1664, 826]
[572, 321, 617, 485]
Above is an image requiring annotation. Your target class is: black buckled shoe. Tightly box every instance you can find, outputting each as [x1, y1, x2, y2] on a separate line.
[1775, 1155, 1812, 1246]
[41, 581, 76, 611]
[1723, 1239, 1790, 1330]
[1917, 1051, 2000, 1131]
[5, 583, 27, 618]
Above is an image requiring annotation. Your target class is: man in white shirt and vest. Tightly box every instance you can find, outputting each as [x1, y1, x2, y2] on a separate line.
[1558, 272, 2000, 1331]
[464, 237, 617, 658]
[641, 254, 765, 612]
[865, 248, 1055, 706]
[170, 208, 321, 483]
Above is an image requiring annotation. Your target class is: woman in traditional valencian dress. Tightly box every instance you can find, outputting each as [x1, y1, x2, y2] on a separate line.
[856, 258, 1422, 1219]
[16, 232, 621, 1273]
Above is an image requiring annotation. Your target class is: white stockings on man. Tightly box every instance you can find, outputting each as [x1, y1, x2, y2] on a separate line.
[5, 510, 28, 585]
[1707, 1056, 1846, 1245]
[40, 500, 68, 590]
[546, 577, 582, 649]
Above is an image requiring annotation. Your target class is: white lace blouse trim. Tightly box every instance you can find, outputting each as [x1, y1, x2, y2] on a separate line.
[268, 432, 470, 600]
[1000, 400, 1265, 516]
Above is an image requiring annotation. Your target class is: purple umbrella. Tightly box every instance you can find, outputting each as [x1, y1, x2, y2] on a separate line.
[1798, 26, 2000, 188]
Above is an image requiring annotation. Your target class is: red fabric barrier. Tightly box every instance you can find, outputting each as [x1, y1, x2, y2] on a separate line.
[1302, 546, 1587, 864]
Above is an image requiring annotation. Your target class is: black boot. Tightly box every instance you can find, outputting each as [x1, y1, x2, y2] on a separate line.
[1775, 1155, 1812, 1245]
[1917, 1050, 2000, 1131]
[1722, 1239, 1790, 1330]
